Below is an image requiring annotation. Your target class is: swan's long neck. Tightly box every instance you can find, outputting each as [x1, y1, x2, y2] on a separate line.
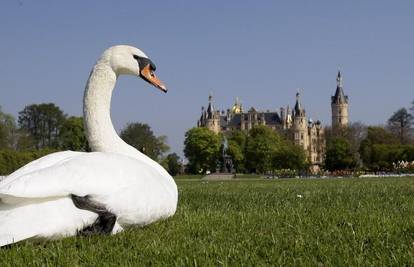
[83, 62, 140, 159]
[82, 53, 175, 188]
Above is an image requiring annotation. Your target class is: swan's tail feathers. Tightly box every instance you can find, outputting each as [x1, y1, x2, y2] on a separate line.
[0, 197, 97, 247]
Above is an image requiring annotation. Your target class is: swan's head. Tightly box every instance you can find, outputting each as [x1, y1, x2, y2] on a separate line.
[102, 45, 167, 92]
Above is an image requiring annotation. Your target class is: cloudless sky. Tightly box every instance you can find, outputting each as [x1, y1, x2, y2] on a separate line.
[0, 1, 413, 157]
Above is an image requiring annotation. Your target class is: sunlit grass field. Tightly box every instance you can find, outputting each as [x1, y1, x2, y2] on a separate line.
[1, 177, 414, 266]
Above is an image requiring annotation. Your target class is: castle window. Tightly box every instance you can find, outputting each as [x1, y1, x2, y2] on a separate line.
[301, 133, 304, 140]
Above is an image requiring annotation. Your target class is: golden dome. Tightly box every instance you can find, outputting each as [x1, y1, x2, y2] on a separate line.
[231, 97, 242, 114]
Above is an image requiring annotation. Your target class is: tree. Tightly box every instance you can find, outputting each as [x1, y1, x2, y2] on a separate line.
[0, 106, 17, 149]
[325, 122, 367, 167]
[272, 142, 308, 171]
[14, 128, 36, 151]
[324, 137, 357, 171]
[225, 130, 247, 173]
[362, 126, 398, 146]
[18, 103, 66, 149]
[245, 125, 282, 173]
[184, 127, 221, 174]
[162, 153, 182, 176]
[120, 122, 169, 161]
[59, 116, 89, 151]
[359, 126, 399, 170]
[387, 108, 413, 144]
[410, 99, 414, 116]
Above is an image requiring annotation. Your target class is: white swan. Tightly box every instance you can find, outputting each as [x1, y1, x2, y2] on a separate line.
[0, 45, 178, 246]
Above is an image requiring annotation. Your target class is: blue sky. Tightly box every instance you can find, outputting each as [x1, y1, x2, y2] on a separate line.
[0, 1, 413, 157]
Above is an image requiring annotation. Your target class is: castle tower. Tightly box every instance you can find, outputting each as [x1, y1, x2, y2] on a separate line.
[331, 70, 349, 128]
[205, 95, 221, 134]
[292, 92, 309, 151]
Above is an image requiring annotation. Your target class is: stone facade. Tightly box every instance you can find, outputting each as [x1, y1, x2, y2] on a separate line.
[197, 71, 350, 172]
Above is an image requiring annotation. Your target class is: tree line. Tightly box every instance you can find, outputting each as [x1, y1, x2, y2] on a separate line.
[183, 125, 308, 175]
[0, 103, 182, 176]
[324, 101, 414, 172]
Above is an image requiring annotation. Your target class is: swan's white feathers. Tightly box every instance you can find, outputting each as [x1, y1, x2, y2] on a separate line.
[0, 197, 98, 246]
[0, 151, 82, 192]
[0, 151, 176, 245]
[0, 152, 176, 216]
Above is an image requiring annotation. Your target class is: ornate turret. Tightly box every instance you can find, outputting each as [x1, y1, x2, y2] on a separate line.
[292, 91, 308, 152]
[206, 95, 214, 119]
[231, 97, 243, 114]
[293, 92, 306, 118]
[331, 70, 349, 128]
[197, 106, 205, 127]
[286, 105, 292, 128]
[201, 94, 220, 133]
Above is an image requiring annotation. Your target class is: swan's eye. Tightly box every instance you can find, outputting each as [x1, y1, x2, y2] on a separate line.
[150, 62, 156, 71]
[133, 55, 156, 72]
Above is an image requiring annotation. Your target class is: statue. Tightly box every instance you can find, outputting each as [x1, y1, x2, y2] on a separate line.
[219, 136, 234, 173]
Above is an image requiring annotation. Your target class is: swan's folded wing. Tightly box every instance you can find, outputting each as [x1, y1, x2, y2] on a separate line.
[0, 152, 157, 203]
[4, 151, 83, 183]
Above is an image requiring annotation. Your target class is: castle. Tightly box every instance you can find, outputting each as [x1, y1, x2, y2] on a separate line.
[197, 71, 349, 171]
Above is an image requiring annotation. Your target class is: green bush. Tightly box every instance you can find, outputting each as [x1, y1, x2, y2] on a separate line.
[0, 149, 57, 176]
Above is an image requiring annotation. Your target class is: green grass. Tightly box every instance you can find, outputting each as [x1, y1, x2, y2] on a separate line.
[1, 177, 414, 266]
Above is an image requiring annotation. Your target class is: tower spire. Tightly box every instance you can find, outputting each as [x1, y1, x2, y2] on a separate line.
[294, 90, 303, 116]
[332, 71, 347, 104]
[336, 70, 343, 88]
[206, 94, 214, 118]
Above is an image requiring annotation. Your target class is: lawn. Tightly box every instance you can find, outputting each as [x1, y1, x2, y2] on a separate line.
[1, 177, 414, 266]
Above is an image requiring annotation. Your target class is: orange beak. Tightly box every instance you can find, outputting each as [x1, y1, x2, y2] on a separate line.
[140, 64, 167, 93]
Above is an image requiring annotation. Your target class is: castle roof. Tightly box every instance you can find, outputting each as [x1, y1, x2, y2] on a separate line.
[331, 71, 348, 104]
[220, 111, 282, 128]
